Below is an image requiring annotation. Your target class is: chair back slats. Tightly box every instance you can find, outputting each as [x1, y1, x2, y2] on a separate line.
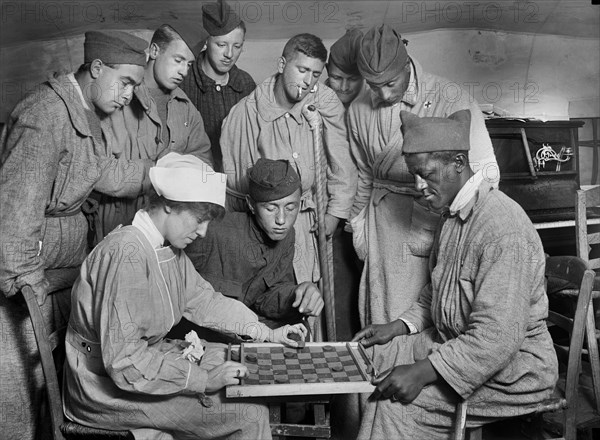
[22, 271, 134, 439]
[22, 285, 66, 440]
[576, 190, 587, 260]
[584, 292, 600, 417]
[453, 256, 595, 440]
[548, 311, 574, 334]
[544, 256, 598, 440]
[586, 186, 600, 207]
[456, 257, 597, 440]
[575, 186, 600, 271]
[562, 269, 595, 409]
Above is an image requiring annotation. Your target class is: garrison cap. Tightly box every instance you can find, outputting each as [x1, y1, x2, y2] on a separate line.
[248, 159, 301, 202]
[203, 0, 241, 37]
[84, 30, 147, 66]
[401, 109, 471, 154]
[328, 29, 363, 76]
[357, 24, 409, 85]
[170, 22, 209, 54]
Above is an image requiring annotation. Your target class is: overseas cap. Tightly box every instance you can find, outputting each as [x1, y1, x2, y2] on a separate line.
[84, 30, 148, 66]
[328, 29, 363, 76]
[248, 159, 301, 202]
[401, 109, 472, 154]
[203, 0, 241, 37]
[357, 24, 408, 85]
[169, 22, 209, 54]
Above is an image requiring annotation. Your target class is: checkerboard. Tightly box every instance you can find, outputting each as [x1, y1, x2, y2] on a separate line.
[226, 342, 376, 398]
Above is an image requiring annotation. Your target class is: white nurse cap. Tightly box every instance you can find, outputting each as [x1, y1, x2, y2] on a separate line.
[149, 152, 227, 207]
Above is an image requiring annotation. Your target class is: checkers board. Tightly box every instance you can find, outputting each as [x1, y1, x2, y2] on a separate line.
[226, 342, 376, 398]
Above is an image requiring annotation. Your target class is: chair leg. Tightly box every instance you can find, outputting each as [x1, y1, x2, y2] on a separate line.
[585, 305, 600, 409]
[591, 118, 598, 185]
[467, 427, 483, 440]
[453, 401, 468, 440]
[270, 403, 282, 440]
[313, 402, 329, 440]
[563, 404, 578, 440]
[528, 414, 546, 440]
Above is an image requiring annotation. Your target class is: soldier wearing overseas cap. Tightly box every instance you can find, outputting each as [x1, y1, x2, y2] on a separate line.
[321, 29, 367, 342]
[97, 23, 214, 244]
[221, 33, 357, 287]
[0, 30, 155, 440]
[64, 152, 306, 438]
[352, 110, 557, 440]
[325, 29, 366, 108]
[186, 158, 324, 328]
[346, 24, 499, 329]
[181, 0, 256, 172]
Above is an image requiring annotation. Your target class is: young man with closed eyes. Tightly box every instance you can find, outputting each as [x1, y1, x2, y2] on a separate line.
[186, 158, 324, 327]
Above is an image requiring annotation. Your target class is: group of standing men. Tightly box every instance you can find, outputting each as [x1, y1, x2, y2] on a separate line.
[1, 1, 560, 439]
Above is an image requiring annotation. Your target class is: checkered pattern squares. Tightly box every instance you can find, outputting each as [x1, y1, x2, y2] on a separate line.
[243, 345, 365, 385]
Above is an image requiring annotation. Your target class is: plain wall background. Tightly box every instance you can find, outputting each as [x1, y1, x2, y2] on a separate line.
[1, 1, 598, 180]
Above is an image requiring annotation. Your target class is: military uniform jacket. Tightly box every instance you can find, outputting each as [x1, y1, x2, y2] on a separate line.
[0, 73, 152, 297]
[97, 83, 213, 240]
[186, 211, 299, 321]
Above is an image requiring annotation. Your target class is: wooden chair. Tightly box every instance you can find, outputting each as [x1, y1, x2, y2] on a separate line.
[21, 268, 133, 440]
[575, 185, 600, 372]
[573, 117, 600, 185]
[575, 185, 600, 282]
[454, 256, 599, 440]
[268, 396, 331, 440]
[27, 270, 329, 440]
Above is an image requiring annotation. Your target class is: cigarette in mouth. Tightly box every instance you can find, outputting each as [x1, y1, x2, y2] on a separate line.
[297, 85, 303, 99]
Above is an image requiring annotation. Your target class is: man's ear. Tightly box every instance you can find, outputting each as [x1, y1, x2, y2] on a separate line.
[90, 59, 103, 79]
[277, 56, 286, 74]
[149, 42, 161, 60]
[246, 195, 255, 214]
[454, 153, 468, 173]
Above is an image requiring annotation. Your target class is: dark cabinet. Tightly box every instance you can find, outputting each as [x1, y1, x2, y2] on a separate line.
[486, 119, 583, 223]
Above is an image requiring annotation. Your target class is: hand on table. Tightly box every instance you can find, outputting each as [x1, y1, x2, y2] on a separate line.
[351, 320, 409, 348]
[292, 282, 324, 317]
[205, 361, 248, 392]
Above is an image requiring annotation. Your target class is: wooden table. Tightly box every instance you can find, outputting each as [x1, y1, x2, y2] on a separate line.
[226, 342, 376, 440]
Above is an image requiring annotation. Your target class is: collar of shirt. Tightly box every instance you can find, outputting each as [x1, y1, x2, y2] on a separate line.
[192, 53, 245, 93]
[132, 209, 165, 249]
[49, 74, 93, 138]
[247, 212, 280, 248]
[449, 170, 488, 221]
[256, 74, 317, 124]
[215, 72, 230, 86]
[369, 57, 422, 109]
[134, 81, 189, 112]
[66, 72, 91, 111]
